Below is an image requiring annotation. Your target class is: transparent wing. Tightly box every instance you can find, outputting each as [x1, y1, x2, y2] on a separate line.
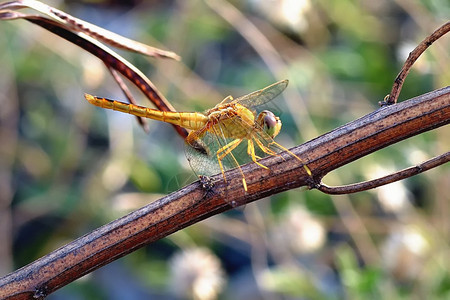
[185, 126, 242, 178]
[221, 80, 288, 109]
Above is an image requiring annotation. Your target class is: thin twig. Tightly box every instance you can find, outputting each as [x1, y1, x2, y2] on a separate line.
[381, 21, 450, 105]
[317, 152, 450, 194]
[0, 86, 448, 299]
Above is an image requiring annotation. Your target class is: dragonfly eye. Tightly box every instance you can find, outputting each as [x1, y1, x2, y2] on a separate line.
[258, 110, 281, 138]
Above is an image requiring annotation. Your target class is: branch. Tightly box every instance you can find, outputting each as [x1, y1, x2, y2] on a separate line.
[0, 86, 448, 299]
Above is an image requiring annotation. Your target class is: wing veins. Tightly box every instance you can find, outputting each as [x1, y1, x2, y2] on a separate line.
[231, 80, 288, 108]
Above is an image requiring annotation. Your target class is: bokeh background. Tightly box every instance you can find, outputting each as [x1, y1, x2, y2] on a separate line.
[0, 0, 449, 299]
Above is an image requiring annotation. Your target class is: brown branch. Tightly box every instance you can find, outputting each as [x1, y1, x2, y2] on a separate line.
[0, 86, 448, 299]
[382, 21, 450, 105]
[317, 152, 450, 194]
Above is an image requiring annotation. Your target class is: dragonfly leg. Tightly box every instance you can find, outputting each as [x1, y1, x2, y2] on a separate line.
[216, 139, 242, 177]
[216, 138, 247, 191]
[217, 138, 243, 161]
[218, 95, 234, 105]
[253, 137, 280, 157]
[247, 139, 262, 160]
[264, 140, 312, 177]
[247, 139, 269, 169]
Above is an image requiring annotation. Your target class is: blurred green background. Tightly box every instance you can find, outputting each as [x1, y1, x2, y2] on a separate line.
[0, 0, 449, 299]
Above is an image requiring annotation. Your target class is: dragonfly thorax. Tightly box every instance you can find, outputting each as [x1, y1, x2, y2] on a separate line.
[206, 103, 256, 139]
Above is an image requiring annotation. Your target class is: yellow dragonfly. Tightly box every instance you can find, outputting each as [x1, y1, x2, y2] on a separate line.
[84, 80, 311, 192]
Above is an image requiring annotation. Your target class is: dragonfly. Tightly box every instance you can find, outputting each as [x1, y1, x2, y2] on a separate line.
[84, 80, 311, 193]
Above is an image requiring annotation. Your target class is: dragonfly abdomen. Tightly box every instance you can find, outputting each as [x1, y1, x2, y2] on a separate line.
[157, 111, 208, 130]
[84, 94, 208, 130]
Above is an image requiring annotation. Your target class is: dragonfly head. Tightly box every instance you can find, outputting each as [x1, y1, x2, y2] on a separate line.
[257, 110, 282, 138]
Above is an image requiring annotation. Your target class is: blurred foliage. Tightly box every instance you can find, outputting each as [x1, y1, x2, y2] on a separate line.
[0, 0, 449, 299]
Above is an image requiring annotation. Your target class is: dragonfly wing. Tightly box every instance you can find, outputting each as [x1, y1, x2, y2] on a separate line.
[232, 80, 288, 108]
[185, 130, 236, 178]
